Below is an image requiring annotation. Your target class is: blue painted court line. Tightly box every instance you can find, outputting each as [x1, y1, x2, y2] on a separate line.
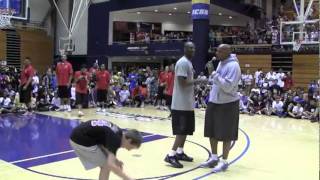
[0, 113, 166, 169]
[192, 128, 251, 180]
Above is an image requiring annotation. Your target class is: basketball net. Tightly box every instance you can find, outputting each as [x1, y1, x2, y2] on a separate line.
[293, 39, 302, 52]
[0, 9, 13, 29]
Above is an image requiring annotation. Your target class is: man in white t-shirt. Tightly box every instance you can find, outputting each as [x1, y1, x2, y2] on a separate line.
[276, 69, 285, 89]
[288, 103, 304, 119]
[164, 42, 207, 168]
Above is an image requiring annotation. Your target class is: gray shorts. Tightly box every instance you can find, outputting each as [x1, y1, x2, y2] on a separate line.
[69, 140, 108, 170]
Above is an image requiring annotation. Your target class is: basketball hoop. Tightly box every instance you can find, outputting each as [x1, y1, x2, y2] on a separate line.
[0, 9, 14, 29]
[293, 40, 302, 52]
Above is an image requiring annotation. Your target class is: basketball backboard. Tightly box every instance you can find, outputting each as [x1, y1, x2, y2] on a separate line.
[0, 0, 29, 20]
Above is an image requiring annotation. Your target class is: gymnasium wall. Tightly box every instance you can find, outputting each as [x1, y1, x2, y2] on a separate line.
[0, 30, 5, 60]
[292, 55, 319, 89]
[237, 54, 272, 73]
[108, 10, 253, 44]
[18, 30, 54, 74]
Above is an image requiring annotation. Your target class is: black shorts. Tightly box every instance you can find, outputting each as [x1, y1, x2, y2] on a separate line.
[157, 86, 165, 99]
[97, 89, 107, 102]
[20, 84, 32, 104]
[165, 95, 172, 106]
[204, 101, 239, 141]
[76, 93, 88, 106]
[58, 86, 71, 98]
[171, 110, 195, 135]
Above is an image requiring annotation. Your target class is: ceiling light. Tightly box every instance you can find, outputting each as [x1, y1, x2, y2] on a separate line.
[174, 7, 177, 10]
[218, 12, 222, 16]
[169, 13, 172, 15]
[229, 16, 232, 19]
[154, 9, 158, 12]
[137, 12, 141, 14]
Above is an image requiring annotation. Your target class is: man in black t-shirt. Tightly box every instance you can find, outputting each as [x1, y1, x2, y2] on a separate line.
[70, 119, 142, 180]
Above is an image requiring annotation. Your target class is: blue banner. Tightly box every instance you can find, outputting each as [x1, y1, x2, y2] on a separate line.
[192, 3, 209, 20]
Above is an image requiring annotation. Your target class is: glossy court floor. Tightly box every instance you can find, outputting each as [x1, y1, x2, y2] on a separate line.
[0, 106, 318, 180]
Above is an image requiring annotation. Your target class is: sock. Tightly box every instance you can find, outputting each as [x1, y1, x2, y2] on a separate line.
[168, 150, 176, 157]
[221, 158, 228, 163]
[210, 154, 218, 160]
[176, 147, 184, 154]
[63, 105, 67, 110]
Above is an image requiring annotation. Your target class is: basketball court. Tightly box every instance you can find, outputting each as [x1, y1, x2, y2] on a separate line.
[0, 107, 318, 180]
[0, 0, 319, 179]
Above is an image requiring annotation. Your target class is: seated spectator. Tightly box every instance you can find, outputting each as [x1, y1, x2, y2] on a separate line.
[272, 96, 285, 117]
[302, 99, 317, 120]
[51, 92, 61, 111]
[311, 101, 320, 123]
[288, 102, 304, 119]
[119, 85, 131, 106]
[239, 90, 249, 114]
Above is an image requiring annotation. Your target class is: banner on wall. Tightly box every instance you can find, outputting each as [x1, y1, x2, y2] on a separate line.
[192, 0, 210, 20]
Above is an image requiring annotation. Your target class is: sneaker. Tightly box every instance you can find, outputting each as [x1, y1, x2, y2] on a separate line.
[96, 108, 102, 112]
[200, 158, 219, 168]
[67, 106, 72, 112]
[102, 109, 106, 113]
[164, 155, 183, 168]
[78, 111, 84, 117]
[176, 152, 193, 162]
[212, 160, 228, 173]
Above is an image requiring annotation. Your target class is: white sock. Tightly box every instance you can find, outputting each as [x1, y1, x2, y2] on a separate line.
[176, 147, 184, 154]
[221, 158, 228, 163]
[168, 150, 176, 157]
[63, 105, 67, 110]
[210, 154, 218, 160]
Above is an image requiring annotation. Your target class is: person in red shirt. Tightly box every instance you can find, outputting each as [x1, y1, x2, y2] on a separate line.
[133, 83, 148, 108]
[19, 57, 35, 114]
[56, 55, 73, 112]
[165, 63, 175, 117]
[74, 65, 89, 117]
[95, 64, 110, 112]
[156, 66, 169, 109]
[88, 62, 99, 106]
[283, 72, 294, 91]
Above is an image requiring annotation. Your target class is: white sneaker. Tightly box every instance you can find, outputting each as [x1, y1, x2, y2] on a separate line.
[102, 109, 106, 113]
[200, 158, 219, 168]
[96, 108, 102, 112]
[212, 160, 228, 173]
[67, 105, 72, 112]
[78, 111, 84, 117]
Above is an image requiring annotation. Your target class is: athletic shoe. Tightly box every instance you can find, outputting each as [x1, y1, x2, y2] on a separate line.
[164, 155, 183, 168]
[212, 160, 228, 173]
[96, 108, 102, 112]
[78, 111, 84, 117]
[176, 152, 193, 162]
[67, 105, 72, 112]
[200, 158, 219, 168]
[102, 109, 106, 113]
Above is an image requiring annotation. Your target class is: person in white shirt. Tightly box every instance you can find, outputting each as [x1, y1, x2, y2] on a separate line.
[272, 96, 284, 117]
[288, 102, 304, 119]
[119, 85, 131, 106]
[254, 68, 262, 86]
[51, 93, 61, 111]
[266, 70, 276, 87]
[242, 69, 253, 95]
[276, 69, 285, 89]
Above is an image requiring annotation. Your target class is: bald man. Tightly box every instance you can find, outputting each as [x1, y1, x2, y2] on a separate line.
[201, 44, 241, 172]
[164, 42, 207, 168]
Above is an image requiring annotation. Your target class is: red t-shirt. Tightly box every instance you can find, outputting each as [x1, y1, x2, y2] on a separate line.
[139, 86, 148, 97]
[284, 76, 294, 90]
[96, 70, 110, 90]
[165, 72, 174, 96]
[56, 61, 73, 86]
[159, 71, 168, 85]
[74, 71, 89, 94]
[20, 65, 35, 85]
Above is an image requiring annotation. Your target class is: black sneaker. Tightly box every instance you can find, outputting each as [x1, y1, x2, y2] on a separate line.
[176, 152, 193, 162]
[164, 155, 183, 168]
